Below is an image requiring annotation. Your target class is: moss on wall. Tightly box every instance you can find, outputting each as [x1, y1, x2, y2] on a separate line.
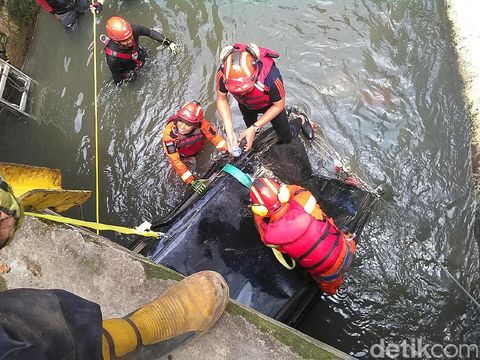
[5, 0, 38, 26]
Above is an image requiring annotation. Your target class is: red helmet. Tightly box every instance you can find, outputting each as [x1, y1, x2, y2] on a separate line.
[250, 178, 290, 217]
[175, 101, 204, 125]
[106, 16, 133, 42]
[222, 47, 258, 95]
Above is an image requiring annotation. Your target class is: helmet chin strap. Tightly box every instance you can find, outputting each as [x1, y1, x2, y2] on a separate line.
[269, 203, 289, 221]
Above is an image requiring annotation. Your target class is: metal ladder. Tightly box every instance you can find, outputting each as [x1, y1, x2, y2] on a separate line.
[0, 58, 34, 119]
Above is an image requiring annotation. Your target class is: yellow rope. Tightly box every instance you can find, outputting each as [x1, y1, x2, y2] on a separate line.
[26, 212, 160, 238]
[92, 9, 100, 234]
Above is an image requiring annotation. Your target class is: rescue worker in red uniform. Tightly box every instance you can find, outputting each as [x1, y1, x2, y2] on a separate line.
[163, 101, 228, 194]
[216, 43, 314, 152]
[103, 16, 179, 84]
[250, 178, 356, 295]
[36, 0, 103, 31]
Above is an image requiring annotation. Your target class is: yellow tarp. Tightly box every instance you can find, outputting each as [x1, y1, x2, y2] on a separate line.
[0, 163, 91, 212]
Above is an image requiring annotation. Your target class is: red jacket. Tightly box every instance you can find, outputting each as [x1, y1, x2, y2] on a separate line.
[254, 185, 356, 294]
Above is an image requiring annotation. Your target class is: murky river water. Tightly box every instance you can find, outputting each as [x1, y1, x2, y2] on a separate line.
[2, 0, 479, 357]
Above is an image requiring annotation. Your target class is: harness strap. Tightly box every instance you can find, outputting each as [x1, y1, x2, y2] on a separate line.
[104, 38, 142, 68]
[272, 248, 296, 270]
[315, 249, 353, 281]
[294, 222, 331, 262]
[304, 232, 341, 271]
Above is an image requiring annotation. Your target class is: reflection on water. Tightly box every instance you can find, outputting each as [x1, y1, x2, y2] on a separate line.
[2, 0, 478, 356]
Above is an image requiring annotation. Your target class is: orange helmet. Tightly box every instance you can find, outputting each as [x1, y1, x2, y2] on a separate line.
[250, 178, 290, 217]
[221, 46, 259, 95]
[106, 16, 133, 42]
[175, 101, 204, 125]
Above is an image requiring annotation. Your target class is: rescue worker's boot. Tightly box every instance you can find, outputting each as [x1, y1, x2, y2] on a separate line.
[298, 113, 315, 140]
[101, 270, 229, 360]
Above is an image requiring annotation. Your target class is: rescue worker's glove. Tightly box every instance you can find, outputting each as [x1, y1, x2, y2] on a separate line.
[90, 2, 103, 14]
[191, 179, 207, 194]
[168, 42, 179, 55]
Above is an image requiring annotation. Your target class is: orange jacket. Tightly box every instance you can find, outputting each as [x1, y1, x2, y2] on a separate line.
[163, 118, 228, 184]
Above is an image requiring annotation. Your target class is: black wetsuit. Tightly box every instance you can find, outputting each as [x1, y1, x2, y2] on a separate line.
[105, 25, 171, 84]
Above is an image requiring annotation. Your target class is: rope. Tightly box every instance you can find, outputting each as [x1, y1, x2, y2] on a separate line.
[92, 9, 100, 234]
[377, 198, 480, 310]
[26, 212, 161, 238]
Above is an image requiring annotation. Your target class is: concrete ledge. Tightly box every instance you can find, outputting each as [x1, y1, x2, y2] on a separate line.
[0, 216, 350, 359]
[446, 1, 480, 190]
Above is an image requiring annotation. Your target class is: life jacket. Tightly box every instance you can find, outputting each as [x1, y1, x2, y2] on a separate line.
[103, 38, 142, 68]
[262, 198, 349, 279]
[46, 0, 76, 13]
[229, 43, 280, 111]
[167, 117, 206, 157]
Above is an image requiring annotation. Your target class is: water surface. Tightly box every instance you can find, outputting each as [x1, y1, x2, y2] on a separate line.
[2, 0, 478, 356]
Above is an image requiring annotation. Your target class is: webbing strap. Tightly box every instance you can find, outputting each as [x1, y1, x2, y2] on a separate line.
[222, 164, 253, 188]
[271, 248, 296, 270]
[294, 222, 331, 262]
[25, 212, 160, 238]
[305, 232, 341, 271]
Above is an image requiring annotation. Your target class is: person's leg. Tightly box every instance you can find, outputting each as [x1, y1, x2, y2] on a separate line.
[57, 10, 81, 31]
[0, 289, 102, 359]
[101, 271, 229, 360]
[270, 108, 301, 144]
[57, 0, 89, 31]
[287, 106, 315, 140]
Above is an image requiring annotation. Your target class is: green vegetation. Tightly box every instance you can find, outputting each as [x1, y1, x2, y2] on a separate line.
[5, 0, 38, 26]
[0, 277, 7, 292]
[142, 261, 184, 281]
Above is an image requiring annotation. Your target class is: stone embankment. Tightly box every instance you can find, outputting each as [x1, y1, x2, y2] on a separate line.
[0, 0, 38, 68]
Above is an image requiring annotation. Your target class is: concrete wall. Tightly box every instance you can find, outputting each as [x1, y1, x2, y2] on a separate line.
[446, 1, 480, 191]
[0, 216, 352, 359]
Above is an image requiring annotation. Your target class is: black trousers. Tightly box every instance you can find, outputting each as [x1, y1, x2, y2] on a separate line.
[0, 289, 102, 360]
[238, 104, 301, 143]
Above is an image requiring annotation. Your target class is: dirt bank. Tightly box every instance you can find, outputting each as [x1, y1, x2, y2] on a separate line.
[0, 3, 38, 68]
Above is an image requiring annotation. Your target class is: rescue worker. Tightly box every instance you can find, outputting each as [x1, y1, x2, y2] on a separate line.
[103, 16, 179, 84]
[0, 271, 229, 359]
[216, 43, 314, 152]
[0, 176, 23, 248]
[36, 0, 103, 31]
[163, 101, 228, 194]
[250, 178, 356, 295]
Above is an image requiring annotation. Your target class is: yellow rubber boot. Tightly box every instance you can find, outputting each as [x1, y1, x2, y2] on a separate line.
[102, 270, 229, 360]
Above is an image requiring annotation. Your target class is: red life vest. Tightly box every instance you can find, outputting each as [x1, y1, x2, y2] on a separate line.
[262, 199, 347, 277]
[230, 43, 280, 111]
[103, 38, 142, 68]
[167, 116, 206, 157]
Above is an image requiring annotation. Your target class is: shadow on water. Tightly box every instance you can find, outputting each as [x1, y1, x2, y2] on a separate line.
[2, 0, 479, 356]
